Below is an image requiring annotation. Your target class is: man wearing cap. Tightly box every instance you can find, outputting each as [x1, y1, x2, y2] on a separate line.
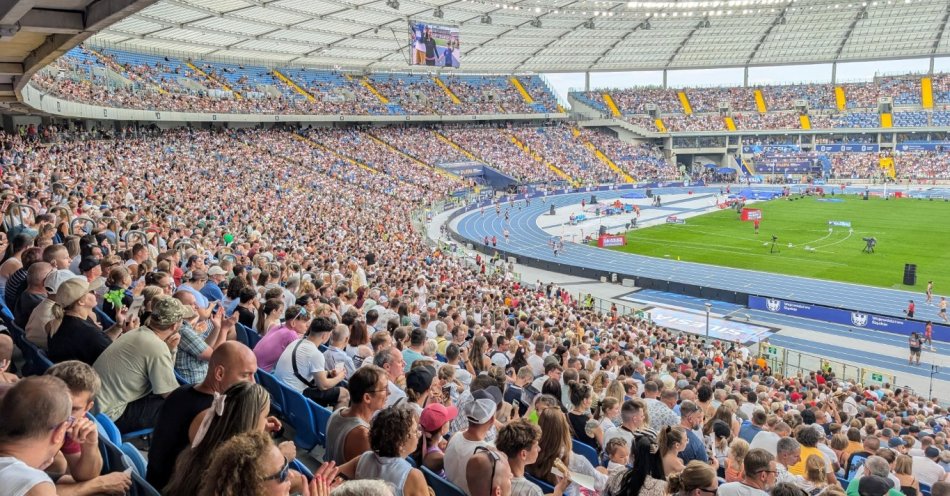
[274, 316, 349, 410]
[93, 296, 190, 432]
[25, 269, 77, 350]
[200, 266, 227, 303]
[888, 437, 908, 455]
[175, 270, 212, 319]
[405, 365, 436, 415]
[445, 388, 498, 494]
[13, 261, 52, 328]
[78, 256, 101, 285]
[912, 446, 947, 486]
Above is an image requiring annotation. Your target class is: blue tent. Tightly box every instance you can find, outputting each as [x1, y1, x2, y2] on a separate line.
[703, 163, 717, 169]
[717, 167, 737, 174]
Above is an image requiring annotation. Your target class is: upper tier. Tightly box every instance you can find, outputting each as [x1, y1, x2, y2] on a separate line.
[32, 46, 560, 116]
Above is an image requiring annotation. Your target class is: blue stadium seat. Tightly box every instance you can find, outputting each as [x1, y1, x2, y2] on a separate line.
[525, 473, 555, 494]
[95, 306, 116, 328]
[311, 400, 332, 447]
[421, 466, 466, 496]
[121, 442, 148, 476]
[256, 370, 285, 415]
[94, 412, 153, 444]
[235, 323, 261, 349]
[920, 483, 931, 496]
[130, 472, 162, 496]
[572, 438, 599, 468]
[281, 384, 320, 450]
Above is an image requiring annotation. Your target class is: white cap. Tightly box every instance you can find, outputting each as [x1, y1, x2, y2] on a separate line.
[45, 270, 83, 294]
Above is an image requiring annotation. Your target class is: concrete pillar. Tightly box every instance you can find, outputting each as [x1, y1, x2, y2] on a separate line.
[930, 57, 935, 76]
[744, 66, 749, 87]
[585, 71, 590, 92]
[663, 69, 668, 89]
[831, 62, 837, 85]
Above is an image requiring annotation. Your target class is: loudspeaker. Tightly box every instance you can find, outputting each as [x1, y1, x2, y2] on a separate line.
[646, 188, 653, 198]
[598, 225, 607, 236]
[590, 195, 597, 204]
[549, 205, 555, 215]
[903, 263, 917, 286]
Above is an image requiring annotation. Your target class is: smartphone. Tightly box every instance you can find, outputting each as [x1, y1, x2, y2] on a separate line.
[512, 399, 520, 411]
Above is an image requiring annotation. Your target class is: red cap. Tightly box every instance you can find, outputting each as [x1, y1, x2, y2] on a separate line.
[790, 392, 802, 402]
[420, 403, 459, 433]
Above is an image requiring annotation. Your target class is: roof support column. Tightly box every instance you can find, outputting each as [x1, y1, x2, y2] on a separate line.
[831, 62, 837, 85]
[585, 71, 590, 92]
[930, 57, 935, 76]
[743, 66, 749, 87]
[663, 69, 667, 89]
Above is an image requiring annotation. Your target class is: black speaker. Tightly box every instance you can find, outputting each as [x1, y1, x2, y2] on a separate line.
[646, 188, 653, 198]
[598, 225, 607, 236]
[549, 205, 555, 215]
[590, 195, 597, 204]
[903, 263, 917, 286]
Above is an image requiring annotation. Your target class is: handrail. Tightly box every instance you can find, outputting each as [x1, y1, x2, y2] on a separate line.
[125, 230, 148, 250]
[4, 202, 36, 230]
[69, 216, 95, 235]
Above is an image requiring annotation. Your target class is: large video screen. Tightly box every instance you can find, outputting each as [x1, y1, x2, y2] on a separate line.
[409, 21, 460, 68]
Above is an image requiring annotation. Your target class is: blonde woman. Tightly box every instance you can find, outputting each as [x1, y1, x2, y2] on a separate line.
[801, 454, 832, 495]
[667, 461, 719, 496]
[894, 454, 919, 496]
[724, 438, 749, 483]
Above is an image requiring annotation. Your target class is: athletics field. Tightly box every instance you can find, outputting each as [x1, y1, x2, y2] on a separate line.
[605, 195, 950, 289]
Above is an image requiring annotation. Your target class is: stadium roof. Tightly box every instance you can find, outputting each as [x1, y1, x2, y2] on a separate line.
[88, 0, 950, 73]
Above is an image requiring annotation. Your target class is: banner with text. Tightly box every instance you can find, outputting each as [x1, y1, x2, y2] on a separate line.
[749, 296, 949, 341]
[815, 144, 880, 153]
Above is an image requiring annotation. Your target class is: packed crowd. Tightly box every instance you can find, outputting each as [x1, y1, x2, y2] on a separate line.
[733, 113, 802, 131]
[31, 46, 559, 116]
[509, 125, 622, 184]
[0, 121, 947, 496]
[440, 126, 563, 183]
[663, 115, 727, 133]
[578, 129, 679, 180]
[685, 87, 756, 113]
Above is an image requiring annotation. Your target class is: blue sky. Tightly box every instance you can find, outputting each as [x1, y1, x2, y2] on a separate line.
[542, 56, 950, 106]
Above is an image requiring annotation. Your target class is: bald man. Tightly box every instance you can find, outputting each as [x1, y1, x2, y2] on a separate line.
[0, 333, 18, 383]
[467, 448, 513, 496]
[14, 262, 52, 328]
[146, 342, 264, 489]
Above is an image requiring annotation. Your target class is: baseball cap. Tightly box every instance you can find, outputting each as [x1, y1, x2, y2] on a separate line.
[925, 446, 940, 458]
[78, 256, 100, 273]
[478, 386, 503, 405]
[406, 365, 435, 394]
[54, 277, 104, 308]
[790, 392, 802, 402]
[45, 270, 80, 294]
[420, 403, 458, 432]
[858, 475, 893, 496]
[463, 390, 498, 424]
[207, 266, 227, 276]
[148, 297, 197, 326]
[888, 437, 906, 448]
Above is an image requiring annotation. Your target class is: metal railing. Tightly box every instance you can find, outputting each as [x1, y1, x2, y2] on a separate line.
[757, 341, 896, 388]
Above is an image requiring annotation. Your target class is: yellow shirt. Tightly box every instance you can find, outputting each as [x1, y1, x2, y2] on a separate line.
[789, 445, 822, 476]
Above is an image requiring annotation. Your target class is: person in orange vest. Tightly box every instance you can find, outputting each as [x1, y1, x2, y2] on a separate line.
[753, 218, 760, 234]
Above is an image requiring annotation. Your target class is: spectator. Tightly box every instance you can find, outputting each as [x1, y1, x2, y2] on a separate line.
[45, 360, 132, 495]
[679, 400, 712, 465]
[417, 402, 460, 475]
[172, 290, 233, 384]
[0, 376, 73, 496]
[274, 315, 349, 409]
[445, 389, 498, 493]
[718, 448, 777, 496]
[48, 277, 129, 365]
[24, 269, 76, 350]
[337, 405, 429, 496]
[740, 409, 768, 443]
[13, 262, 52, 328]
[0, 333, 17, 383]
[324, 324, 356, 379]
[253, 305, 311, 372]
[324, 365, 389, 465]
[467, 447, 514, 496]
[147, 341, 260, 489]
[93, 296, 190, 432]
[667, 460, 720, 496]
[374, 346, 408, 408]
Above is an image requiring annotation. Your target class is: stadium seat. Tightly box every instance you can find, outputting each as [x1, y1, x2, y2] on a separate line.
[235, 323, 261, 349]
[121, 442, 148, 476]
[572, 438, 599, 468]
[130, 472, 162, 496]
[311, 400, 332, 447]
[525, 473, 556, 494]
[94, 306, 116, 328]
[421, 466, 467, 496]
[280, 383, 321, 450]
[256, 370, 285, 415]
[920, 483, 931, 496]
[94, 412, 154, 445]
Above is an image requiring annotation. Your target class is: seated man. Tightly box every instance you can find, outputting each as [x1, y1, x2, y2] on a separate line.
[172, 290, 231, 383]
[93, 297, 191, 433]
[274, 316, 349, 409]
[467, 447, 513, 496]
[13, 262, 52, 329]
[0, 376, 74, 496]
[45, 361, 132, 495]
[0, 333, 18, 383]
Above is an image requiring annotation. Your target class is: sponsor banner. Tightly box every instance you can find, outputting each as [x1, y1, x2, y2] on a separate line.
[665, 215, 686, 224]
[741, 208, 762, 221]
[827, 220, 852, 227]
[896, 142, 950, 152]
[815, 144, 880, 153]
[597, 234, 626, 247]
[749, 296, 950, 341]
[648, 307, 772, 344]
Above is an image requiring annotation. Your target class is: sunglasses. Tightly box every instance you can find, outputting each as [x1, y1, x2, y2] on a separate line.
[264, 457, 290, 483]
[473, 446, 500, 489]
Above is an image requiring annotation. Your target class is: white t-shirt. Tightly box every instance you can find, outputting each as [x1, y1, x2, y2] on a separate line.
[0, 457, 53, 496]
[385, 380, 406, 408]
[718, 482, 769, 496]
[749, 431, 782, 457]
[527, 354, 545, 377]
[274, 339, 325, 391]
[443, 432, 492, 495]
[602, 426, 635, 451]
[912, 456, 947, 486]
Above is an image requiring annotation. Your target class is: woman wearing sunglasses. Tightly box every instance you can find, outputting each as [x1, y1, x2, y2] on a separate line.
[199, 430, 341, 496]
[667, 461, 720, 496]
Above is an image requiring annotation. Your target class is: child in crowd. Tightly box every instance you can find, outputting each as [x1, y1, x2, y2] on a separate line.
[605, 437, 630, 473]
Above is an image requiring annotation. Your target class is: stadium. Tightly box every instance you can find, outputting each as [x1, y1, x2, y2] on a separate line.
[0, 0, 949, 495]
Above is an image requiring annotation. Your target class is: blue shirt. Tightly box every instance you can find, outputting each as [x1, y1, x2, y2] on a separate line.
[738, 423, 763, 443]
[200, 281, 225, 303]
[177, 283, 210, 309]
[679, 428, 709, 464]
